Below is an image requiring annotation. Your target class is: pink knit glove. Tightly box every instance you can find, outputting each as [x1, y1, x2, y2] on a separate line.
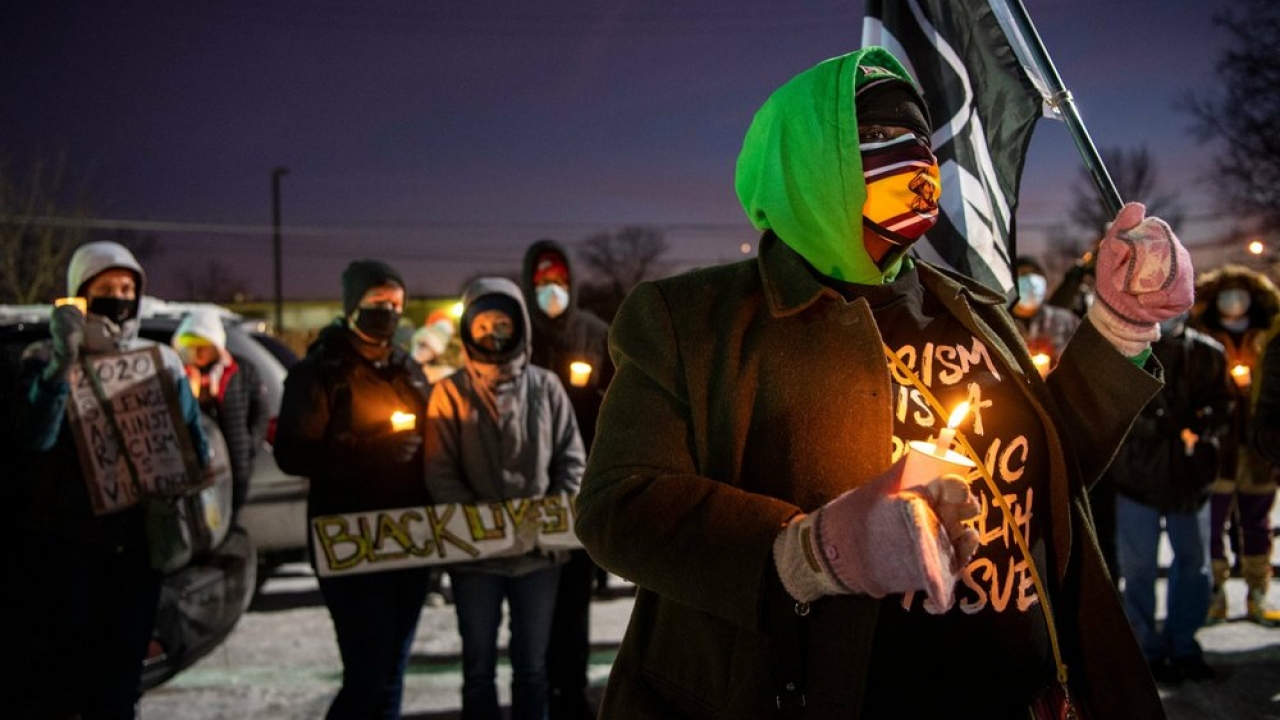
[1088, 202, 1194, 356]
[773, 457, 979, 613]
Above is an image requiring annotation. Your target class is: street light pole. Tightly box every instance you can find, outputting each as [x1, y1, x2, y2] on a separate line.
[271, 166, 289, 333]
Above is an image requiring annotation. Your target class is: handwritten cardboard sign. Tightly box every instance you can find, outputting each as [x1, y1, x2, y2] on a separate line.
[311, 492, 584, 577]
[67, 346, 206, 515]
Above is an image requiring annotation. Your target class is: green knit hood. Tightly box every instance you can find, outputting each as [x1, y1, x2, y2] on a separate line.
[735, 47, 922, 285]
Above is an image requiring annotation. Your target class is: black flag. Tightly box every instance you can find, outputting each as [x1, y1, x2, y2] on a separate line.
[863, 0, 1055, 295]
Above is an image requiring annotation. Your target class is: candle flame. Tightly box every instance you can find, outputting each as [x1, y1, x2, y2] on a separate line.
[569, 361, 593, 387]
[946, 401, 971, 429]
[1032, 353, 1051, 368]
[54, 296, 87, 313]
[390, 411, 417, 431]
[1231, 364, 1248, 377]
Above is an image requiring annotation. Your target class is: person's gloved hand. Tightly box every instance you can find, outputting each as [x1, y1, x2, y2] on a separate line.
[359, 430, 423, 465]
[772, 457, 980, 613]
[512, 510, 545, 555]
[1088, 202, 1194, 357]
[44, 303, 85, 383]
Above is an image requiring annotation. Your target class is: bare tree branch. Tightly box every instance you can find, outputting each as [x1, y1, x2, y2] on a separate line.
[1185, 0, 1280, 222]
[576, 225, 671, 321]
[0, 152, 93, 303]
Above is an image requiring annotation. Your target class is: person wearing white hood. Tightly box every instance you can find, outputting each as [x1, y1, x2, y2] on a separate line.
[173, 308, 270, 515]
[425, 277, 586, 720]
[12, 240, 208, 720]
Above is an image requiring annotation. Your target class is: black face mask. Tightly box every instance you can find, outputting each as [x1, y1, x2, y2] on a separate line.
[353, 307, 400, 341]
[87, 296, 138, 325]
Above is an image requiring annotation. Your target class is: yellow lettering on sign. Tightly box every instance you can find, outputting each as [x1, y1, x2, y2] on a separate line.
[428, 505, 482, 558]
[370, 511, 416, 562]
[314, 516, 370, 571]
[539, 495, 569, 533]
[464, 504, 507, 541]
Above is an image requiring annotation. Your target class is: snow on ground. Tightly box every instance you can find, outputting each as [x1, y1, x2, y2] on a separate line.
[139, 567, 632, 720]
[141, 553, 1280, 720]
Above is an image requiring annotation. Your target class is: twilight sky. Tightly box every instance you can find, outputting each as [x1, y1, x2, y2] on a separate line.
[2, 0, 1233, 300]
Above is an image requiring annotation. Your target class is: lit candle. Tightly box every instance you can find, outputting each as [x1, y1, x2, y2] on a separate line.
[390, 411, 417, 432]
[931, 401, 971, 457]
[54, 296, 87, 313]
[1180, 428, 1198, 457]
[569, 361, 593, 387]
[1031, 353, 1051, 376]
[901, 402, 975, 489]
[1231, 364, 1251, 388]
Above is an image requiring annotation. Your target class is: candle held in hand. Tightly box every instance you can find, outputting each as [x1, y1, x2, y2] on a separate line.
[1231, 364, 1251, 389]
[54, 296, 87, 313]
[390, 411, 417, 432]
[931, 401, 971, 457]
[569, 361, 593, 387]
[1031, 353, 1051, 376]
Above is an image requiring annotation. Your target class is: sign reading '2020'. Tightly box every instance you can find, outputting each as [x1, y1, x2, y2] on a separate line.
[310, 492, 583, 577]
[67, 347, 205, 516]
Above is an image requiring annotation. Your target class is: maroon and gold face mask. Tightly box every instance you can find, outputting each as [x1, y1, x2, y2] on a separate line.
[861, 133, 941, 269]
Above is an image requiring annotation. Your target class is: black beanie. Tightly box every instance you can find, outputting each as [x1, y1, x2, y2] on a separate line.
[1015, 256, 1046, 276]
[856, 79, 931, 139]
[341, 259, 405, 316]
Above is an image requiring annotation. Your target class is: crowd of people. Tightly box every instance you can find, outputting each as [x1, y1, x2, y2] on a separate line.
[5, 237, 613, 720]
[1016, 251, 1280, 686]
[6, 42, 1280, 720]
[271, 253, 611, 720]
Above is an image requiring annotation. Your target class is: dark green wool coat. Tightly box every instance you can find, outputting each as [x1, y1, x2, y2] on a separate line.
[576, 234, 1167, 719]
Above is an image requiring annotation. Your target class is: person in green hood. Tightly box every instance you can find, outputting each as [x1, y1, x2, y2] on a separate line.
[575, 47, 1193, 719]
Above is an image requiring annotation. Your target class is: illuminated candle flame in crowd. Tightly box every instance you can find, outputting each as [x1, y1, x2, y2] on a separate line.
[1231, 364, 1251, 388]
[569, 361, 593, 387]
[1032, 353, 1051, 376]
[390, 411, 417, 432]
[931, 401, 971, 457]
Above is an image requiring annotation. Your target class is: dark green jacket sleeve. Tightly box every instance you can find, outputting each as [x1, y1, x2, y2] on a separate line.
[575, 281, 797, 632]
[1048, 318, 1164, 488]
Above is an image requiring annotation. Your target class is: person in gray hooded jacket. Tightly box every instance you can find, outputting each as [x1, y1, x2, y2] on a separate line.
[11, 241, 208, 720]
[425, 276, 585, 720]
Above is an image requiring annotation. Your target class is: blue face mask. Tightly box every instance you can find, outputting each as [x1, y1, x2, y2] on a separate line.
[1014, 273, 1047, 314]
[1216, 288, 1251, 320]
[536, 284, 569, 319]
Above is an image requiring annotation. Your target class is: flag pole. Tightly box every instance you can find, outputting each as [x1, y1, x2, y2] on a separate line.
[1002, 0, 1123, 216]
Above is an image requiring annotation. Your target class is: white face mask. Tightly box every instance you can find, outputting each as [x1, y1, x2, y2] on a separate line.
[1216, 288, 1251, 320]
[1014, 273, 1047, 315]
[536, 284, 569, 319]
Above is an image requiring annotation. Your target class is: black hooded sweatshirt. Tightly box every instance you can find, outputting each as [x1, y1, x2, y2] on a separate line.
[520, 239, 614, 449]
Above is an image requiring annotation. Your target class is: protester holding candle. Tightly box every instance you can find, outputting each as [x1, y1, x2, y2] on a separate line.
[1011, 256, 1081, 375]
[11, 241, 209, 720]
[1190, 265, 1280, 626]
[275, 259, 433, 720]
[1105, 312, 1232, 683]
[425, 276, 586, 720]
[521, 238, 615, 720]
[575, 47, 1192, 718]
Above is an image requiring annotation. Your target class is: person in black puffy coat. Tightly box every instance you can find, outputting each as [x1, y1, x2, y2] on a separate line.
[274, 259, 432, 720]
[1107, 312, 1233, 683]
